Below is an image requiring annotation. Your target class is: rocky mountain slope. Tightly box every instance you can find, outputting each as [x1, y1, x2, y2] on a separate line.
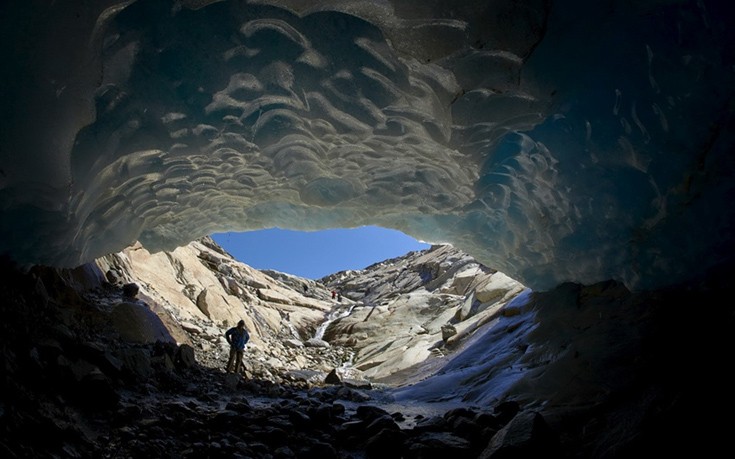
[1, 237, 543, 458]
[320, 245, 525, 382]
[92, 237, 525, 388]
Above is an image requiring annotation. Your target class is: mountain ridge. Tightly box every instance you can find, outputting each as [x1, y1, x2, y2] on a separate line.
[94, 236, 526, 387]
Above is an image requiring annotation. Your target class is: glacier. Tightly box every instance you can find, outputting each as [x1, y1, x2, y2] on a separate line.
[1, 0, 734, 292]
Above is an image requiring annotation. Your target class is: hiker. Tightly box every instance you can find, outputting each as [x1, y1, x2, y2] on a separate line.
[337, 292, 342, 302]
[331, 290, 336, 299]
[225, 319, 250, 374]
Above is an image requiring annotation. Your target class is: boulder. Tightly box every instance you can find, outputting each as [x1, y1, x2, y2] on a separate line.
[196, 289, 212, 318]
[297, 441, 338, 459]
[406, 432, 473, 456]
[365, 428, 406, 459]
[479, 411, 559, 459]
[122, 283, 139, 298]
[475, 272, 522, 304]
[412, 415, 447, 433]
[223, 373, 241, 390]
[441, 324, 458, 342]
[325, 369, 342, 385]
[220, 276, 242, 296]
[111, 302, 175, 344]
[323, 367, 371, 388]
[118, 348, 153, 380]
[175, 344, 197, 368]
[78, 367, 119, 409]
[356, 405, 392, 422]
[180, 321, 203, 335]
[106, 268, 123, 284]
[305, 338, 330, 348]
[456, 292, 476, 321]
[195, 288, 247, 327]
[284, 339, 304, 348]
[257, 288, 292, 305]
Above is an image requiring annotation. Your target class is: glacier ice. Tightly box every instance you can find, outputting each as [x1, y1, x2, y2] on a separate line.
[1, 0, 734, 291]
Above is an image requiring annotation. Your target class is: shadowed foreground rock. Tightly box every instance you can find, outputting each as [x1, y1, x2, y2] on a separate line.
[0, 259, 544, 458]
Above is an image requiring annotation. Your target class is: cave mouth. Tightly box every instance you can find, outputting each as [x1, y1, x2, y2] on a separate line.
[2, 0, 735, 456]
[0, 234, 541, 458]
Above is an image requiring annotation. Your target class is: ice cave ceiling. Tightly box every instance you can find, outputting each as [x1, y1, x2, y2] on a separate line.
[0, 0, 734, 291]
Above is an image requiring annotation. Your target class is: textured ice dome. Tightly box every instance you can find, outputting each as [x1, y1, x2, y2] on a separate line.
[1, 0, 734, 291]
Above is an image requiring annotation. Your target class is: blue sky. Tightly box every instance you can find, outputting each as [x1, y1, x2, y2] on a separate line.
[211, 226, 430, 279]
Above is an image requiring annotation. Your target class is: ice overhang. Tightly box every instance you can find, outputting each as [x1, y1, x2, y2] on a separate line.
[1, 0, 734, 291]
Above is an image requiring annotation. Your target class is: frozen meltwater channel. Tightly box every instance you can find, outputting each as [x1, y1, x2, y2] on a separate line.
[314, 302, 356, 341]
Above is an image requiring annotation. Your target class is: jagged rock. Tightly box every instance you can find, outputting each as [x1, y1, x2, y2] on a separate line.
[325, 368, 342, 385]
[475, 272, 523, 304]
[243, 277, 269, 289]
[182, 283, 198, 302]
[196, 289, 212, 318]
[441, 266, 485, 296]
[180, 321, 203, 335]
[62, 262, 108, 292]
[456, 292, 475, 321]
[220, 276, 242, 296]
[256, 288, 292, 305]
[320, 244, 526, 381]
[479, 411, 559, 459]
[441, 324, 457, 341]
[217, 262, 234, 276]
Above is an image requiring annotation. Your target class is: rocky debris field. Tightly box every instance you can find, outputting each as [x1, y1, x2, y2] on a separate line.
[0, 258, 560, 458]
[97, 366, 555, 459]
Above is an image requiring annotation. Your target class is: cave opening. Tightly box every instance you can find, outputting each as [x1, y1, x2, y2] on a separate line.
[2, 0, 735, 457]
[0, 229, 544, 459]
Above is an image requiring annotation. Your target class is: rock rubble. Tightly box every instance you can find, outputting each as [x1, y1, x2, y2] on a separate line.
[0, 256, 556, 458]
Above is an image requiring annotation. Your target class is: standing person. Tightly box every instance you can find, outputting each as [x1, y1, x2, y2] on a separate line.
[225, 320, 250, 374]
[331, 290, 336, 299]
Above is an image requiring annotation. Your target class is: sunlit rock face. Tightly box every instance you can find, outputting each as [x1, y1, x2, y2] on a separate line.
[1, 0, 733, 291]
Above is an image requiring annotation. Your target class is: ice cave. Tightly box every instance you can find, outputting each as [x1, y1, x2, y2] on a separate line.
[1, 1, 734, 457]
